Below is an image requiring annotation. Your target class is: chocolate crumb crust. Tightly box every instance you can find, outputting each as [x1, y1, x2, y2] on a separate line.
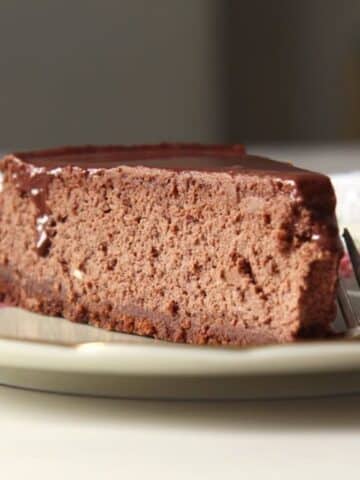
[0, 144, 342, 346]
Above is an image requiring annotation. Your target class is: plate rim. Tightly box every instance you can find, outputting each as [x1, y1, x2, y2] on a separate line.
[0, 334, 360, 377]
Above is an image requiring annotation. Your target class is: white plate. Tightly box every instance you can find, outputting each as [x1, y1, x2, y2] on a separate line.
[0, 293, 359, 400]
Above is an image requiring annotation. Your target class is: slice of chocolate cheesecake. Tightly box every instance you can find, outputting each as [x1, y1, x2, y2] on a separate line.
[0, 144, 342, 346]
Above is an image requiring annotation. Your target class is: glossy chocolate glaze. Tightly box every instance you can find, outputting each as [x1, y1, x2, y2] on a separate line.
[15, 144, 248, 169]
[0, 144, 342, 257]
[16, 143, 313, 176]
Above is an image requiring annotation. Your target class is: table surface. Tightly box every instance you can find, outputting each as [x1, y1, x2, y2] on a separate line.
[0, 145, 359, 479]
[1, 385, 360, 480]
[250, 143, 360, 174]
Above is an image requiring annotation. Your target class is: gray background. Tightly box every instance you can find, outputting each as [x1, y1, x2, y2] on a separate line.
[0, 0, 360, 149]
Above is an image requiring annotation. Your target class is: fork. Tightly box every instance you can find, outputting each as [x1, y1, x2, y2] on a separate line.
[337, 228, 360, 337]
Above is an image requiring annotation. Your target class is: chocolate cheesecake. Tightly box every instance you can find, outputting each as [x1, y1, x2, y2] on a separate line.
[0, 144, 342, 345]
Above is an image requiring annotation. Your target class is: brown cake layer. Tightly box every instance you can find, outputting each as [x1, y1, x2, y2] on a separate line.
[0, 144, 342, 345]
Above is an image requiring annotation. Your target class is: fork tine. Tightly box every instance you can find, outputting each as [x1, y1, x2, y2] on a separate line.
[343, 228, 360, 287]
[337, 278, 359, 329]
